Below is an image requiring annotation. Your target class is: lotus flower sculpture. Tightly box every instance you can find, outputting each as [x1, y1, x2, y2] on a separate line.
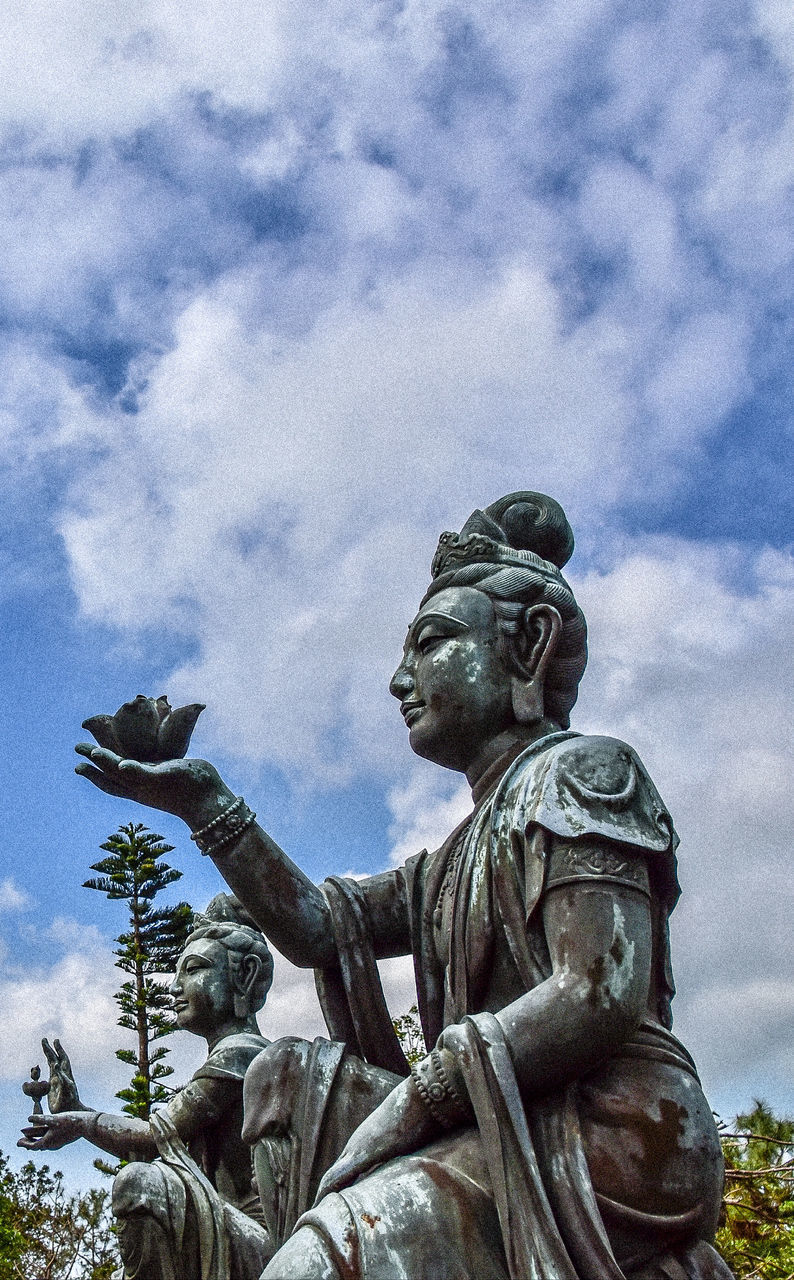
[82, 695, 205, 763]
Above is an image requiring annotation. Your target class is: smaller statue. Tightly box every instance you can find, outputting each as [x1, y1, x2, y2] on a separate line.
[21, 1065, 48, 1116]
[20, 894, 275, 1280]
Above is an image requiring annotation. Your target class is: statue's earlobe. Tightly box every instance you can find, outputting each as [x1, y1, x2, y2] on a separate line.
[509, 604, 562, 725]
[233, 952, 263, 1017]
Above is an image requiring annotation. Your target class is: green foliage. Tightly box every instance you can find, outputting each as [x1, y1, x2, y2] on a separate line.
[83, 822, 193, 1121]
[392, 1004, 426, 1066]
[0, 1151, 118, 1278]
[716, 1101, 794, 1279]
[0, 1155, 26, 1280]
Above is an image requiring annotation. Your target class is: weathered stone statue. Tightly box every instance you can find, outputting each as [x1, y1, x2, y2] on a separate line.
[20, 894, 274, 1279]
[69, 492, 733, 1280]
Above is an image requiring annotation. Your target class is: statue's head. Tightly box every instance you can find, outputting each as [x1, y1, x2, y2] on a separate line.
[170, 895, 274, 1038]
[390, 492, 587, 775]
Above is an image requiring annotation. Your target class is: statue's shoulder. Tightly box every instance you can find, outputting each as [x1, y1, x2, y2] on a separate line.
[497, 733, 677, 853]
[193, 1031, 271, 1083]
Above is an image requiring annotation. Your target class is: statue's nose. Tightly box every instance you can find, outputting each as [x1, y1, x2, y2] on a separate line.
[389, 662, 413, 700]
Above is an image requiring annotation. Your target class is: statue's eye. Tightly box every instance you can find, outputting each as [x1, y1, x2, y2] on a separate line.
[417, 631, 444, 654]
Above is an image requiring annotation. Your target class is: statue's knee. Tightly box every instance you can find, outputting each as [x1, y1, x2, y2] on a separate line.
[112, 1160, 170, 1219]
[261, 1224, 341, 1280]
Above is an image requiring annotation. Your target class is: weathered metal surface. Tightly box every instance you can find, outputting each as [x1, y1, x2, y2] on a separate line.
[69, 491, 733, 1280]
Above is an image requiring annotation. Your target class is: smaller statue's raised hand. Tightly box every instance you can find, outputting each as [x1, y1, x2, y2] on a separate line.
[42, 1038, 83, 1113]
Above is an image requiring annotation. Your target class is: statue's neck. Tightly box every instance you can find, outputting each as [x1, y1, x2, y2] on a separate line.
[468, 721, 560, 804]
[204, 1014, 260, 1051]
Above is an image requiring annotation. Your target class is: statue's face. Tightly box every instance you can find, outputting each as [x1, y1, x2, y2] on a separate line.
[170, 938, 235, 1037]
[390, 585, 515, 773]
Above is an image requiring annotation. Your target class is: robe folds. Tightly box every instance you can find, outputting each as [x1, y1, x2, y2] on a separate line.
[255, 733, 733, 1280]
[114, 1031, 272, 1280]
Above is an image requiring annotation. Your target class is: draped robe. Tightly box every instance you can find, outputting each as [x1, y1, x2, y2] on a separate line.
[250, 733, 732, 1280]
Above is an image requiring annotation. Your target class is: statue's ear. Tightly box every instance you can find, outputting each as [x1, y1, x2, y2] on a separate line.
[232, 953, 264, 1018]
[509, 603, 562, 724]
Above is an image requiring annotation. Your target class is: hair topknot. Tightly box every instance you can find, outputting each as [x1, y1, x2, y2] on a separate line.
[463, 491, 574, 569]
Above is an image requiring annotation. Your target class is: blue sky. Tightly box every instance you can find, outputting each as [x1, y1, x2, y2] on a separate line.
[1, 0, 793, 1188]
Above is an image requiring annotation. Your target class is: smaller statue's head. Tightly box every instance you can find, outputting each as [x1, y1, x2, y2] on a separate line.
[390, 491, 587, 776]
[170, 895, 274, 1039]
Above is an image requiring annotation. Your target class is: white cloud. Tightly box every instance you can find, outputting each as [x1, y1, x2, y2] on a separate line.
[57, 263, 637, 782]
[0, 878, 31, 913]
[0, 947, 119, 1084]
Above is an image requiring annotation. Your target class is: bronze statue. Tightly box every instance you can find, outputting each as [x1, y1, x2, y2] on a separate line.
[68, 492, 733, 1279]
[20, 895, 274, 1280]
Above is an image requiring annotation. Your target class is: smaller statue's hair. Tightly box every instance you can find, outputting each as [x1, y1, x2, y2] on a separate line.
[187, 894, 274, 1012]
[424, 492, 587, 727]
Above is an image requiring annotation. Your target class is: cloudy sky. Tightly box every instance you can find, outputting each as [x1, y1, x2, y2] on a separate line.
[1, 0, 792, 1189]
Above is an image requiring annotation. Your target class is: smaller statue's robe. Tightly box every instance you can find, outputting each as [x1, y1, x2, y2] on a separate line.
[113, 1030, 273, 1280]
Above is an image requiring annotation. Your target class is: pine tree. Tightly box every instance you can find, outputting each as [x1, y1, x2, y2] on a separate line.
[84, 823, 193, 1121]
[716, 1101, 794, 1278]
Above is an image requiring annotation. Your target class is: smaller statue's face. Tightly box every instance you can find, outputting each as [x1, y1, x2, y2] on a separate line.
[170, 939, 235, 1037]
[390, 585, 514, 774]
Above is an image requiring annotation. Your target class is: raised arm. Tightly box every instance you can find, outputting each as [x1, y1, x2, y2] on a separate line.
[74, 746, 410, 966]
[19, 1073, 245, 1161]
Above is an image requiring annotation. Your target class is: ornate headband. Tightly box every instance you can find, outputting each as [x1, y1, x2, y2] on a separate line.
[430, 529, 563, 581]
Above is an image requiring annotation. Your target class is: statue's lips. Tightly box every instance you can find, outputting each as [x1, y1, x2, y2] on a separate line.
[401, 701, 425, 727]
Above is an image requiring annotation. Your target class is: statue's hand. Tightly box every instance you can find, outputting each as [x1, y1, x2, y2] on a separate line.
[314, 1075, 437, 1202]
[18, 1111, 87, 1151]
[74, 748, 235, 830]
[42, 1038, 82, 1113]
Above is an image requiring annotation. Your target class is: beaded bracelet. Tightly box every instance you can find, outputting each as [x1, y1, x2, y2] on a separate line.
[410, 1059, 451, 1128]
[430, 1048, 469, 1119]
[410, 1050, 470, 1129]
[190, 796, 256, 857]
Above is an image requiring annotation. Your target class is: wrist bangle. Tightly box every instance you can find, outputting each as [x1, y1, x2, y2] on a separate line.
[190, 797, 256, 857]
[430, 1048, 468, 1118]
[410, 1050, 470, 1129]
[411, 1059, 450, 1128]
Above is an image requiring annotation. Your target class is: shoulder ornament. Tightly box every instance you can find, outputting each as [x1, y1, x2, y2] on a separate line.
[492, 733, 677, 854]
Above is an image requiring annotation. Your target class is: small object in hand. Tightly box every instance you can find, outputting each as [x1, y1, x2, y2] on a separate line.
[82, 694, 206, 762]
[23, 1065, 49, 1116]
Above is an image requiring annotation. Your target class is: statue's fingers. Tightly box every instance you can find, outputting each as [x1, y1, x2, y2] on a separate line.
[42, 1037, 58, 1065]
[52, 1038, 72, 1070]
[18, 1127, 53, 1150]
[315, 1153, 367, 1203]
[116, 758, 160, 778]
[80, 745, 124, 772]
[74, 763, 129, 798]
